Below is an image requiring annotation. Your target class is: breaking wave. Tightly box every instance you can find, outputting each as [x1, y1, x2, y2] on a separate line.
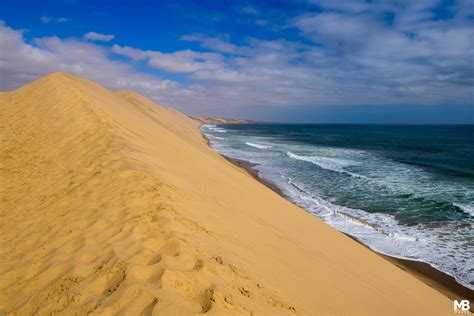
[286, 151, 368, 179]
[246, 142, 272, 149]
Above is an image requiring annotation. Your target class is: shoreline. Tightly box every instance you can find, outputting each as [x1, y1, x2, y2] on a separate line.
[208, 136, 473, 302]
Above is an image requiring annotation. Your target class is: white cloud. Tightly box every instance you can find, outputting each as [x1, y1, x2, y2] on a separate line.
[292, 12, 378, 48]
[181, 34, 239, 54]
[41, 16, 68, 24]
[291, 0, 474, 91]
[240, 6, 259, 15]
[148, 50, 222, 73]
[84, 32, 115, 42]
[110, 44, 146, 60]
[113, 44, 224, 73]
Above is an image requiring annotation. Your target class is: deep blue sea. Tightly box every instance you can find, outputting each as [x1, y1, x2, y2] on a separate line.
[202, 124, 474, 289]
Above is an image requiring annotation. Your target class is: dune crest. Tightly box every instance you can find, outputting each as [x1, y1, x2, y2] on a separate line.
[0, 72, 451, 314]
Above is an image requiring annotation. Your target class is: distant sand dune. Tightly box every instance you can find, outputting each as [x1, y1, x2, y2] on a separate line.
[0, 73, 451, 314]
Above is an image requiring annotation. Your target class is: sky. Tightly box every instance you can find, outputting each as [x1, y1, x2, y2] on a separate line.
[0, 0, 473, 123]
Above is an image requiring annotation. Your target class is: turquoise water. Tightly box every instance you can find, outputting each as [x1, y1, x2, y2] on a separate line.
[202, 124, 474, 289]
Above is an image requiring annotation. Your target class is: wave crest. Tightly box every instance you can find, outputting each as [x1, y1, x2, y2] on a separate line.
[245, 142, 271, 149]
[208, 127, 227, 133]
[454, 203, 474, 217]
[286, 151, 368, 179]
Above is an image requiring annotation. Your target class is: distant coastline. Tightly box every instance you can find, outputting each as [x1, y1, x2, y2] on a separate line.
[189, 115, 257, 125]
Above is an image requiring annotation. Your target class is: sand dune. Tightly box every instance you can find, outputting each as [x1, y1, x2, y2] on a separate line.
[0, 72, 452, 314]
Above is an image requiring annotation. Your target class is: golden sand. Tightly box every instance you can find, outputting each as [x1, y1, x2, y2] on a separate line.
[0, 73, 452, 314]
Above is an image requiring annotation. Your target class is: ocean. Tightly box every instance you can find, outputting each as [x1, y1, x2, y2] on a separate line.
[202, 124, 474, 290]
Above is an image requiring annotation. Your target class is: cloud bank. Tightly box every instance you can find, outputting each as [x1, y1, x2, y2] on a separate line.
[1, 0, 473, 118]
[83, 32, 115, 42]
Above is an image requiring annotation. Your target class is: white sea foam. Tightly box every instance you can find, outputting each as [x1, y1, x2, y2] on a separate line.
[246, 142, 272, 149]
[286, 177, 313, 196]
[203, 124, 228, 133]
[286, 151, 368, 179]
[277, 175, 473, 290]
[209, 135, 224, 140]
[454, 203, 474, 217]
[388, 232, 418, 242]
[208, 127, 227, 133]
[287, 151, 352, 170]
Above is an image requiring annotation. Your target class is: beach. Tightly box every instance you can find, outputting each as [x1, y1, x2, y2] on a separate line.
[0, 72, 455, 314]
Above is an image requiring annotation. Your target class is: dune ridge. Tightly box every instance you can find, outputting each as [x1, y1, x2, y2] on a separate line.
[0, 72, 452, 314]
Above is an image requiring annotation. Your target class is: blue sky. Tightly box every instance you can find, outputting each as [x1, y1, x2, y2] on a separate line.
[0, 0, 473, 123]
